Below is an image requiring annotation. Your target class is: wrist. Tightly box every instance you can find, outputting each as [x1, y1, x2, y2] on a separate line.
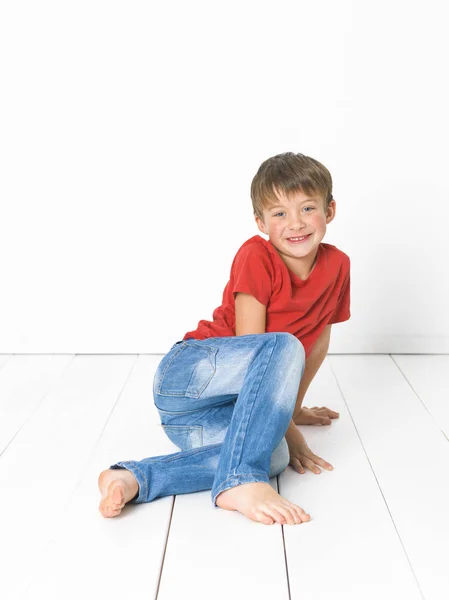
[285, 419, 306, 446]
[293, 406, 304, 421]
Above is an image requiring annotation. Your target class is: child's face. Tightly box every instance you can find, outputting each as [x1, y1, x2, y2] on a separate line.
[255, 189, 336, 265]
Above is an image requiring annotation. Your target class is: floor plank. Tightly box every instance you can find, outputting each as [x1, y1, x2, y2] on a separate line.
[0, 355, 137, 599]
[392, 355, 449, 440]
[0, 355, 74, 455]
[158, 475, 288, 600]
[280, 357, 422, 600]
[330, 354, 449, 600]
[0, 354, 12, 370]
[3, 354, 447, 600]
[22, 355, 175, 600]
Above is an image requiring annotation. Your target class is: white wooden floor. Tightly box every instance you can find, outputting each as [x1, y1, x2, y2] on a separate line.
[1, 353, 448, 600]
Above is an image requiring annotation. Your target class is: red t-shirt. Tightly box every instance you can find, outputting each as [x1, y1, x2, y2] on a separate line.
[183, 235, 350, 358]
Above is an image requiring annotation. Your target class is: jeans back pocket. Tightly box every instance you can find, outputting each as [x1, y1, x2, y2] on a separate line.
[156, 340, 217, 399]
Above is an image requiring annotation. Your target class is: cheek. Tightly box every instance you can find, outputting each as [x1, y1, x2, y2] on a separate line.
[269, 219, 283, 230]
[271, 222, 284, 235]
[311, 215, 327, 229]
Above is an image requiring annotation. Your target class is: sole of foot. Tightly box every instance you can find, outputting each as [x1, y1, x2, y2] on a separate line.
[98, 469, 138, 518]
[216, 481, 310, 526]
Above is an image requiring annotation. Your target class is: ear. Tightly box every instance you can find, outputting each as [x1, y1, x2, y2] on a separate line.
[255, 215, 268, 235]
[325, 199, 336, 224]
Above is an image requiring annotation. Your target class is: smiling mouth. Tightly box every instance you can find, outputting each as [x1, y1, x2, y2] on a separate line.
[287, 234, 311, 242]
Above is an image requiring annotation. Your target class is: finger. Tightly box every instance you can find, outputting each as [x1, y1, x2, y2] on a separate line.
[309, 453, 334, 471]
[325, 410, 339, 418]
[308, 414, 331, 426]
[291, 457, 306, 474]
[319, 406, 340, 417]
[300, 457, 322, 474]
[302, 409, 333, 425]
[290, 457, 306, 474]
[311, 415, 332, 425]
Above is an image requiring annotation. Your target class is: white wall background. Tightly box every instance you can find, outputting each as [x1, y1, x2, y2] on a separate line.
[1, 0, 448, 354]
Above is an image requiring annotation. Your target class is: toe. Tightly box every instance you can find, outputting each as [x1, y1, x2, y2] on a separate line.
[280, 507, 296, 525]
[264, 507, 287, 525]
[256, 511, 274, 525]
[290, 503, 310, 522]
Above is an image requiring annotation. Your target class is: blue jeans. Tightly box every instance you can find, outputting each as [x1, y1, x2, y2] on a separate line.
[110, 332, 305, 507]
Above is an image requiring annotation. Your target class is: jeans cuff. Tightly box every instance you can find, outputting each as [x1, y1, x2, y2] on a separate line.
[211, 472, 270, 508]
[109, 460, 148, 504]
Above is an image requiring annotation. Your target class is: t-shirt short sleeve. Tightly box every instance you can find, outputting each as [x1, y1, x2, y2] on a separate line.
[231, 243, 273, 307]
[329, 267, 351, 324]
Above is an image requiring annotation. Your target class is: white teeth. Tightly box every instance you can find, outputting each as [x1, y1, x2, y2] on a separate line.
[289, 235, 308, 241]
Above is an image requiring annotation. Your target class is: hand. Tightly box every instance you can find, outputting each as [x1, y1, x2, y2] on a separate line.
[286, 426, 334, 475]
[293, 406, 339, 426]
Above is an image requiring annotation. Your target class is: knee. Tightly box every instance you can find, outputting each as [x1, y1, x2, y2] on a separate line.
[275, 332, 306, 377]
[276, 332, 305, 365]
[269, 437, 290, 477]
[260, 331, 304, 359]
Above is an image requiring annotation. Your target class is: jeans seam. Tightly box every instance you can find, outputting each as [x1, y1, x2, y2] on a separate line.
[156, 343, 187, 395]
[157, 407, 211, 416]
[218, 473, 267, 485]
[162, 424, 204, 449]
[162, 424, 202, 429]
[127, 461, 148, 501]
[156, 443, 222, 463]
[229, 333, 278, 470]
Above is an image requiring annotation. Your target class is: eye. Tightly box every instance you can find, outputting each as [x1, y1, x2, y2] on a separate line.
[274, 212, 285, 217]
[303, 207, 314, 212]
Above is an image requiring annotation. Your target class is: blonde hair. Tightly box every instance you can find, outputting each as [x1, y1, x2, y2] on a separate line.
[251, 152, 333, 219]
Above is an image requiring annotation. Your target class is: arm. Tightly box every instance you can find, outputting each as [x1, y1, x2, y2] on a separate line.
[234, 295, 332, 424]
[234, 295, 333, 474]
[292, 325, 332, 422]
[234, 292, 266, 336]
[284, 325, 336, 474]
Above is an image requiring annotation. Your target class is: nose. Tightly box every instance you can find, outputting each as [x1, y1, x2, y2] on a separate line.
[288, 213, 307, 230]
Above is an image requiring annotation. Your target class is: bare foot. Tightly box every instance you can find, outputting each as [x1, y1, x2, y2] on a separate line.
[216, 481, 311, 526]
[98, 469, 139, 518]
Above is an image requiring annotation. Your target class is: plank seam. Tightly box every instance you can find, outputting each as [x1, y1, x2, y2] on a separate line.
[21, 354, 141, 591]
[390, 355, 449, 442]
[0, 354, 13, 372]
[278, 475, 292, 600]
[155, 495, 176, 600]
[327, 356, 426, 600]
[0, 354, 77, 460]
[67, 354, 141, 502]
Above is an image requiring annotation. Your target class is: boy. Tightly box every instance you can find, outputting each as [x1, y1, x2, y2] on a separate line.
[98, 152, 350, 526]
